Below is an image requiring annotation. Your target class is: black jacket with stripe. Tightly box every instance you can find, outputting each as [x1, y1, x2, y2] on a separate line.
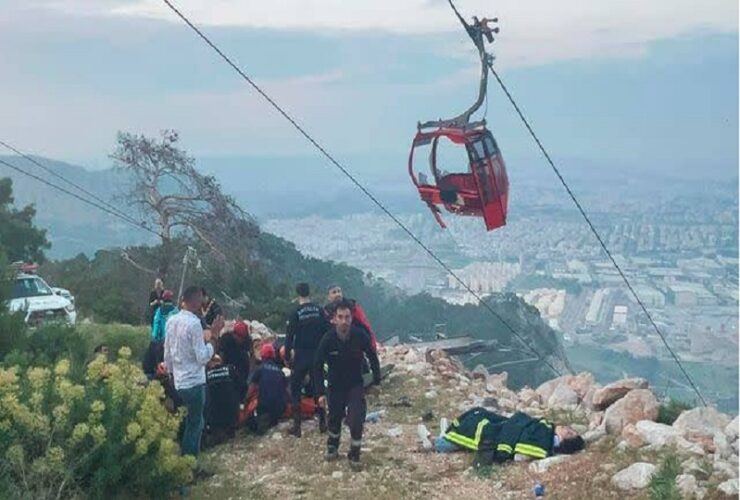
[443, 408, 555, 462]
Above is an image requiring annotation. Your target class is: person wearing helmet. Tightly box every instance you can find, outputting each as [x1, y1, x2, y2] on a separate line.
[248, 343, 289, 434]
[285, 282, 330, 437]
[217, 320, 253, 401]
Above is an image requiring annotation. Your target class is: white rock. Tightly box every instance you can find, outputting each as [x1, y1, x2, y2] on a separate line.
[718, 478, 739, 496]
[714, 432, 732, 459]
[271, 432, 283, 441]
[528, 455, 570, 474]
[404, 349, 421, 364]
[673, 407, 731, 438]
[424, 390, 438, 399]
[713, 458, 739, 479]
[634, 420, 683, 447]
[387, 427, 403, 438]
[547, 383, 579, 408]
[611, 462, 656, 490]
[584, 427, 607, 444]
[675, 437, 706, 456]
[604, 389, 659, 434]
[332, 471, 344, 480]
[536, 376, 570, 402]
[725, 416, 739, 441]
[676, 474, 703, 499]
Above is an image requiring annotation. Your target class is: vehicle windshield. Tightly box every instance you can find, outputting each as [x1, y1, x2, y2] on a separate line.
[12, 277, 54, 299]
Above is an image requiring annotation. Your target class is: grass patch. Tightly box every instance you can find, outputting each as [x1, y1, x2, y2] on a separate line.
[656, 399, 693, 425]
[649, 455, 681, 500]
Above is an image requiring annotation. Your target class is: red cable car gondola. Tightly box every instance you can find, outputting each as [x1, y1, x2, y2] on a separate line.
[408, 2, 509, 231]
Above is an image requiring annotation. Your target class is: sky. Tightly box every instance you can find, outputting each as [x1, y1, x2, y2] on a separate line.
[0, 0, 737, 180]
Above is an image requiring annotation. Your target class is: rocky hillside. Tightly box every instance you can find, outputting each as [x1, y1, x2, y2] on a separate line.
[192, 343, 738, 500]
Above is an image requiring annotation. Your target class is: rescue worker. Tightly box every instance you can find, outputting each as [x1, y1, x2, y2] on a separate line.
[314, 299, 380, 469]
[285, 282, 330, 437]
[217, 320, 252, 401]
[248, 343, 289, 434]
[325, 285, 378, 352]
[419, 407, 585, 464]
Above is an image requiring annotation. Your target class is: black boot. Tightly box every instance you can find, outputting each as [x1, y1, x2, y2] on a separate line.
[317, 408, 327, 434]
[347, 445, 361, 471]
[289, 414, 301, 438]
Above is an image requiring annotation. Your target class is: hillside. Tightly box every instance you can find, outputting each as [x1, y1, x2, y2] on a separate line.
[192, 342, 739, 500]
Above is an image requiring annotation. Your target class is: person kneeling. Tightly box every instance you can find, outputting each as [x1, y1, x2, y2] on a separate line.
[419, 407, 585, 465]
[247, 344, 288, 435]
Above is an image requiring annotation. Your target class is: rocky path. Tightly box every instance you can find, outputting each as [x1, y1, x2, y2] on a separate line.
[191, 345, 738, 500]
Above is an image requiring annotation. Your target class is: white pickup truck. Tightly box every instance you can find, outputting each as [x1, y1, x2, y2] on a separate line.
[8, 272, 77, 326]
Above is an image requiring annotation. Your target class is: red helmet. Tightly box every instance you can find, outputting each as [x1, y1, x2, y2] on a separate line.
[162, 289, 175, 301]
[233, 320, 250, 339]
[260, 343, 275, 360]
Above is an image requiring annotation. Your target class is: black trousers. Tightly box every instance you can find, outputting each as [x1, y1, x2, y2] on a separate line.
[290, 351, 317, 410]
[327, 384, 366, 449]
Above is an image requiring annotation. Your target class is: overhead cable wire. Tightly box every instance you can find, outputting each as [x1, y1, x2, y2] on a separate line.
[483, 54, 707, 406]
[159, 0, 565, 377]
[0, 157, 162, 238]
[0, 139, 144, 228]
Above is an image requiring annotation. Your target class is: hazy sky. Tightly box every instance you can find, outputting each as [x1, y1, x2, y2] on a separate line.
[1, 0, 737, 177]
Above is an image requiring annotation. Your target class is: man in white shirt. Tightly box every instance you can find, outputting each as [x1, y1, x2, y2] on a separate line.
[164, 285, 224, 459]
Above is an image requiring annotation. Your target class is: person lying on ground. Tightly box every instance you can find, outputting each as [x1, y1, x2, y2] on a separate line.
[418, 407, 585, 466]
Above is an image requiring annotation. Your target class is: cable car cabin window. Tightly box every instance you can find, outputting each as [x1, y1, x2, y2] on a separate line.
[433, 136, 476, 189]
[466, 135, 501, 202]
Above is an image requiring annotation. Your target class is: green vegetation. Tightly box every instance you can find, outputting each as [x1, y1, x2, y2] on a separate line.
[657, 399, 693, 425]
[648, 455, 681, 500]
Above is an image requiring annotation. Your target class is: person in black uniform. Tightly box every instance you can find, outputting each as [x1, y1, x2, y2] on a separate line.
[285, 283, 330, 437]
[248, 343, 289, 434]
[314, 299, 380, 469]
[217, 320, 252, 401]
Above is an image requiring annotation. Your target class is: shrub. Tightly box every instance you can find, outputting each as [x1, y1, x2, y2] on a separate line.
[0, 348, 193, 499]
[657, 399, 693, 425]
[649, 455, 681, 500]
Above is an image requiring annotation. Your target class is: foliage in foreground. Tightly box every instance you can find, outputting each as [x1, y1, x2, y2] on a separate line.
[656, 399, 693, 426]
[0, 348, 193, 499]
[648, 455, 681, 500]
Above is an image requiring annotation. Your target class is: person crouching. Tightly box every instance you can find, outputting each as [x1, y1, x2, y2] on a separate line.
[247, 343, 288, 435]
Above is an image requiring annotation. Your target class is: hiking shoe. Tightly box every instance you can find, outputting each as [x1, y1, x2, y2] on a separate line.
[324, 446, 339, 461]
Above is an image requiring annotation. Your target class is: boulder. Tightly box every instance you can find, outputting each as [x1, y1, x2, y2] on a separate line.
[592, 378, 649, 410]
[582, 384, 601, 411]
[611, 462, 656, 490]
[565, 372, 595, 399]
[714, 458, 739, 479]
[621, 424, 645, 448]
[471, 364, 489, 380]
[714, 432, 732, 459]
[676, 474, 704, 500]
[518, 387, 541, 407]
[583, 427, 607, 444]
[547, 383, 579, 408]
[673, 407, 731, 438]
[604, 389, 659, 434]
[536, 376, 571, 402]
[718, 478, 738, 496]
[634, 420, 683, 447]
[487, 371, 509, 390]
[404, 349, 422, 364]
[725, 416, 739, 441]
[589, 412, 604, 430]
[528, 455, 570, 474]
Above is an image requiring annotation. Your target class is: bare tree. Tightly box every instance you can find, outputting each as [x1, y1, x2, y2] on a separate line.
[111, 130, 258, 279]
